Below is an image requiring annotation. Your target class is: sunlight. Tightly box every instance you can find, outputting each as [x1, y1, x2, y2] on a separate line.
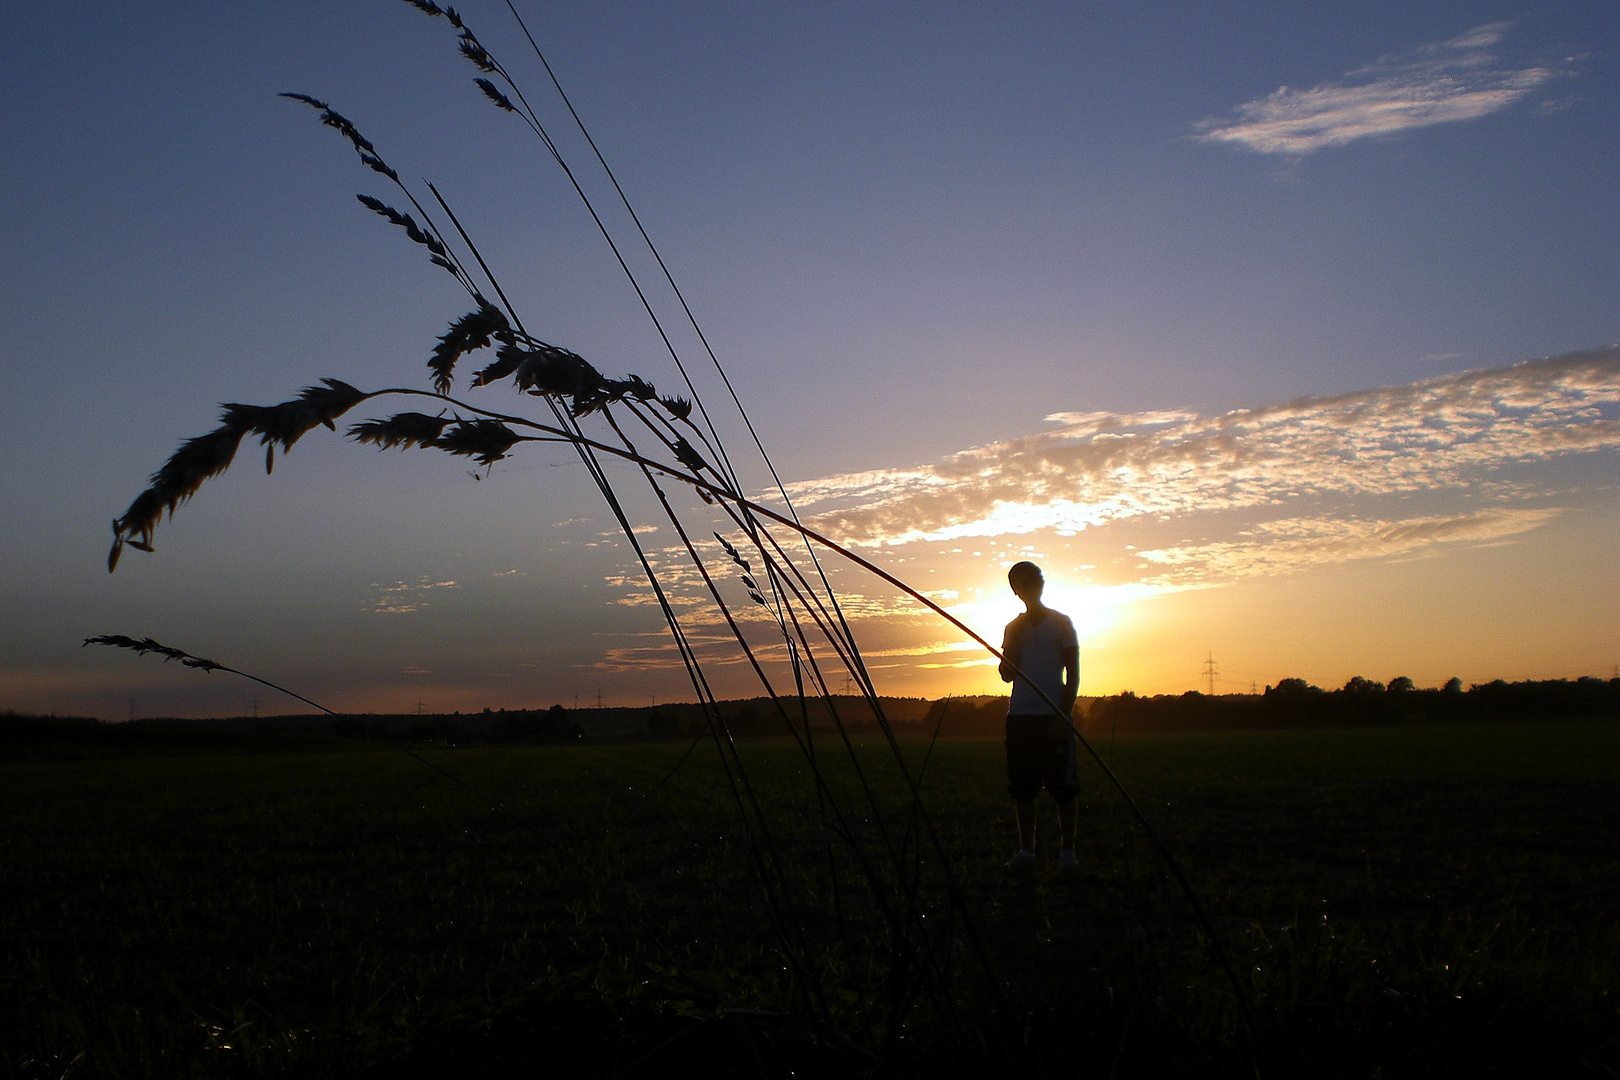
[944, 575, 1144, 649]
[924, 574, 1187, 696]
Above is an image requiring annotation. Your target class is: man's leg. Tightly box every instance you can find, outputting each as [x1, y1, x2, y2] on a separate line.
[1055, 797, 1078, 870]
[1057, 797, 1076, 851]
[1049, 717, 1080, 865]
[1006, 716, 1039, 870]
[1016, 798, 1036, 851]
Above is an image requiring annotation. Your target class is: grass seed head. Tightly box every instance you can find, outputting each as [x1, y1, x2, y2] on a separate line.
[457, 31, 496, 73]
[279, 91, 328, 111]
[109, 381, 365, 570]
[509, 344, 602, 401]
[672, 437, 708, 475]
[349, 412, 452, 451]
[433, 418, 519, 465]
[111, 424, 249, 565]
[281, 93, 399, 181]
[429, 304, 511, 393]
[472, 341, 527, 387]
[617, 375, 658, 402]
[475, 78, 516, 112]
[83, 634, 223, 672]
[401, 0, 464, 30]
[350, 412, 515, 465]
[223, 379, 367, 456]
[356, 195, 448, 257]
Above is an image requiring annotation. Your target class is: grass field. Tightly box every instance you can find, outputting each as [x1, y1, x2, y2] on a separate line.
[5, 720, 1619, 1077]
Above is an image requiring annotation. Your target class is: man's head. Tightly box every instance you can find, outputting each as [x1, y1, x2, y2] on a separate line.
[1008, 560, 1044, 603]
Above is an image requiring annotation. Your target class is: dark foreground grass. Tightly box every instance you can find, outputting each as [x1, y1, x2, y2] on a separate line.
[4, 721, 1619, 1077]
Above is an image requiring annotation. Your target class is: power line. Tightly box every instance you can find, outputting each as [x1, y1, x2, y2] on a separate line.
[1203, 651, 1219, 696]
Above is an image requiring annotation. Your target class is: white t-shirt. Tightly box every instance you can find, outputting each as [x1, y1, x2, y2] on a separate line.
[1003, 609, 1077, 715]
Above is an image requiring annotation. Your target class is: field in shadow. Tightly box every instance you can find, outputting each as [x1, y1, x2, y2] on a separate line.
[5, 720, 1619, 1076]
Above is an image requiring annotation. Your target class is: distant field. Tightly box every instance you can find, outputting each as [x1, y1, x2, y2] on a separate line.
[4, 721, 1619, 1077]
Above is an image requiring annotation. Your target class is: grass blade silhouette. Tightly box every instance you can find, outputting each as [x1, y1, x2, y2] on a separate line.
[83, 634, 502, 811]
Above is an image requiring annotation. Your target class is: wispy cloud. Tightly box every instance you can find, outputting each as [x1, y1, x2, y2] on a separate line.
[1136, 507, 1562, 586]
[593, 633, 785, 672]
[792, 348, 1620, 548]
[368, 577, 459, 614]
[1198, 23, 1563, 155]
[591, 352, 1615, 656]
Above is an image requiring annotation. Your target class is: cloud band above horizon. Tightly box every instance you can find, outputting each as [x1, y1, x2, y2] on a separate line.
[790, 348, 1620, 551]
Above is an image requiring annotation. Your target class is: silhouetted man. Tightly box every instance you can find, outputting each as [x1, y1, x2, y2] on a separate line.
[998, 560, 1080, 874]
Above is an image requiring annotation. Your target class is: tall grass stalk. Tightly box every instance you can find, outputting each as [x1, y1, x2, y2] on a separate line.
[82, 634, 502, 810]
[101, 0, 1252, 1064]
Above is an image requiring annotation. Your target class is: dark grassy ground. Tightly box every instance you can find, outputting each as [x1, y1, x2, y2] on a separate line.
[4, 721, 1618, 1077]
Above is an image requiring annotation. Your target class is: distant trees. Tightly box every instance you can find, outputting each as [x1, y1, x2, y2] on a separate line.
[1082, 676, 1620, 734]
[920, 696, 1024, 736]
[515, 705, 582, 742]
[451, 705, 583, 743]
[645, 710, 682, 738]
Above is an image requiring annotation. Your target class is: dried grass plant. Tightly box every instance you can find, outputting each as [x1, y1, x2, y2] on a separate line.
[102, 0, 1253, 1064]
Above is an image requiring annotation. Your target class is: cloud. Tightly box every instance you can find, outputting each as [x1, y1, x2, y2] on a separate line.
[1198, 23, 1563, 155]
[791, 348, 1620, 548]
[368, 577, 459, 614]
[601, 531, 940, 624]
[1136, 507, 1562, 587]
[592, 351, 1615, 640]
[593, 633, 786, 672]
[858, 640, 984, 659]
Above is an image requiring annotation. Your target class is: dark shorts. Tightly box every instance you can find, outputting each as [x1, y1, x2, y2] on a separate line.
[1005, 714, 1080, 802]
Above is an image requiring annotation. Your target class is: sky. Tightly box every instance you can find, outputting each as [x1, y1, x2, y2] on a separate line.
[2, 2, 1617, 718]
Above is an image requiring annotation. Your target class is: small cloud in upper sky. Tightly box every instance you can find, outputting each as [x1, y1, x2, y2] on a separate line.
[1197, 22, 1565, 156]
[368, 577, 460, 614]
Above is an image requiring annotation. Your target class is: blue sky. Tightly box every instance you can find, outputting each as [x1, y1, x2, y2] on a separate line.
[2, 2, 1616, 716]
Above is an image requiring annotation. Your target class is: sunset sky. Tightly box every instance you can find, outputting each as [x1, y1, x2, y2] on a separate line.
[3, 2, 1617, 718]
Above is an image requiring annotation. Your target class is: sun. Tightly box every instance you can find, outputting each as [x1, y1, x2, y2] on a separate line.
[943, 572, 1118, 650]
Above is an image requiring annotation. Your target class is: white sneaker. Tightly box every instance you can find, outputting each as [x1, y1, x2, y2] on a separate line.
[1059, 848, 1078, 871]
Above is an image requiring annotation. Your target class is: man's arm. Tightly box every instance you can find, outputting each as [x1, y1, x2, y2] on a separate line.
[1061, 645, 1079, 715]
[998, 618, 1022, 683]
